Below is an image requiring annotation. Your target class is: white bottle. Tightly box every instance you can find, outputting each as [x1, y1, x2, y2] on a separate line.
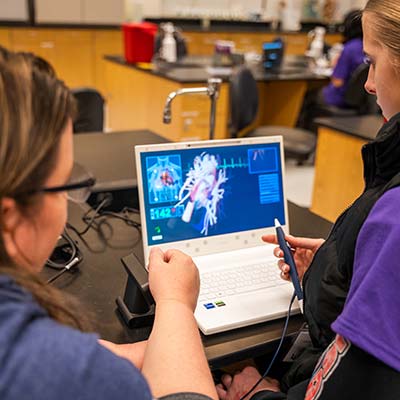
[161, 23, 177, 63]
[307, 26, 326, 60]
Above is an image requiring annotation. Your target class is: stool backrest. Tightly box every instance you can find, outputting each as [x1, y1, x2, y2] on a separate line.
[72, 88, 105, 133]
[229, 66, 259, 137]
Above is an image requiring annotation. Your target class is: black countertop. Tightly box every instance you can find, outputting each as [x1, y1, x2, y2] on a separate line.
[105, 55, 330, 84]
[315, 115, 384, 141]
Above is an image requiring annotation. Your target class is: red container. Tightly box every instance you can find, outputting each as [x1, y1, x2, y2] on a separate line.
[123, 22, 158, 63]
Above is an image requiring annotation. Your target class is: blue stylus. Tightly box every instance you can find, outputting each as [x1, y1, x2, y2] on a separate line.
[274, 219, 304, 306]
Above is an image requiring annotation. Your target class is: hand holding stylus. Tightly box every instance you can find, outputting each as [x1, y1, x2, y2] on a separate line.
[262, 233, 325, 282]
[274, 219, 303, 302]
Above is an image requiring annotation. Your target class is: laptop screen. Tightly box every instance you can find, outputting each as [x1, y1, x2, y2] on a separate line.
[262, 39, 284, 71]
[139, 141, 286, 246]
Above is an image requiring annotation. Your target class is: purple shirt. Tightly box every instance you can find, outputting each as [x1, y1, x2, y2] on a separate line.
[332, 186, 400, 371]
[323, 38, 364, 107]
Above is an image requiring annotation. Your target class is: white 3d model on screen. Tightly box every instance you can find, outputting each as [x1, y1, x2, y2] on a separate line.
[175, 152, 228, 235]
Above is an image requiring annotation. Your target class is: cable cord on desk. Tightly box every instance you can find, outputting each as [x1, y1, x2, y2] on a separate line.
[46, 204, 140, 284]
[46, 257, 81, 284]
[74, 197, 112, 236]
[45, 229, 83, 284]
[67, 203, 141, 248]
[239, 292, 297, 400]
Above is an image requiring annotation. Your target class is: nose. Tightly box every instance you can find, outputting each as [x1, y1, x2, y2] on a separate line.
[364, 66, 376, 95]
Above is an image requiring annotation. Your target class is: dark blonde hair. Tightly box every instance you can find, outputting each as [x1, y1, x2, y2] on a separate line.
[0, 47, 88, 330]
[364, 0, 400, 64]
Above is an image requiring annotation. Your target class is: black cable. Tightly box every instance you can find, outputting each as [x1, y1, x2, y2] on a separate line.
[72, 201, 141, 237]
[66, 206, 141, 252]
[46, 255, 81, 284]
[66, 222, 107, 253]
[93, 212, 141, 246]
[80, 207, 141, 239]
[239, 292, 297, 400]
[46, 230, 78, 270]
[46, 204, 139, 282]
[46, 268, 68, 284]
[76, 197, 111, 235]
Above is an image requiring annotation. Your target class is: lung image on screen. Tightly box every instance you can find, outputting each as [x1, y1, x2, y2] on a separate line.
[175, 152, 228, 235]
[146, 155, 182, 204]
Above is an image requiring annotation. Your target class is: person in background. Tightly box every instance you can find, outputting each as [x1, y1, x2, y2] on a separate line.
[298, 9, 364, 130]
[321, 9, 364, 108]
[0, 47, 217, 400]
[216, 0, 400, 398]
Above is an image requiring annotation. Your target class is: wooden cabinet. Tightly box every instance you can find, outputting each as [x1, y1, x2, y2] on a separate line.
[0, 29, 11, 49]
[10, 28, 94, 88]
[280, 33, 308, 55]
[325, 33, 343, 46]
[103, 57, 326, 139]
[104, 60, 230, 141]
[11, 28, 60, 72]
[93, 30, 123, 98]
[229, 32, 276, 54]
[56, 29, 94, 88]
[2, 27, 341, 92]
[6, 27, 124, 92]
[311, 127, 366, 222]
[183, 31, 342, 56]
[183, 32, 231, 55]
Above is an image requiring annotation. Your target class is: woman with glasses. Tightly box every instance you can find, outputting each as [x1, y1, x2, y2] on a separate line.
[217, 0, 400, 398]
[0, 47, 217, 400]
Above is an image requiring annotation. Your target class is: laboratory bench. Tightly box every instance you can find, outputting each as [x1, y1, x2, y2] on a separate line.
[311, 115, 384, 222]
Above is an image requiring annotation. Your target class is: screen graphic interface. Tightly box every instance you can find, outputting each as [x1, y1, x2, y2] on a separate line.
[140, 143, 286, 245]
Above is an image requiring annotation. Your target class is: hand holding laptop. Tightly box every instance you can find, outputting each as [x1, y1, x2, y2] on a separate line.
[261, 234, 325, 282]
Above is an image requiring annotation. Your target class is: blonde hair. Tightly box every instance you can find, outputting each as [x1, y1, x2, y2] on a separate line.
[0, 47, 89, 330]
[364, 0, 400, 63]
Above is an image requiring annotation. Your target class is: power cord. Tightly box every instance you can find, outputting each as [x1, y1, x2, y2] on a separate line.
[74, 195, 113, 236]
[239, 292, 297, 400]
[45, 229, 83, 284]
[46, 256, 81, 284]
[74, 206, 139, 237]
[66, 199, 141, 253]
[46, 197, 140, 284]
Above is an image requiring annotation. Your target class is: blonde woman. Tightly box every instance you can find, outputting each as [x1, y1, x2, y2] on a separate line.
[0, 47, 217, 400]
[217, 0, 400, 398]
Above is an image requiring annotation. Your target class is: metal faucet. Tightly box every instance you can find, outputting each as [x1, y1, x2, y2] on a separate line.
[163, 78, 222, 140]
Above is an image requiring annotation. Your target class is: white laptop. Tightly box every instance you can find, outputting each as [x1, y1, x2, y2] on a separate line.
[135, 136, 299, 335]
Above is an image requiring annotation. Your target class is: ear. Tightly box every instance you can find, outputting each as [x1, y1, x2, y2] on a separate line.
[1, 197, 23, 259]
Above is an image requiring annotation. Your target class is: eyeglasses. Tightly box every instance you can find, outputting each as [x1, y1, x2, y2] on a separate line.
[43, 163, 95, 203]
[20, 163, 96, 204]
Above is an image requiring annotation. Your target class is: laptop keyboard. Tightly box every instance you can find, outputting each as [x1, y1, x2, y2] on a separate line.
[199, 261, 287, 302]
